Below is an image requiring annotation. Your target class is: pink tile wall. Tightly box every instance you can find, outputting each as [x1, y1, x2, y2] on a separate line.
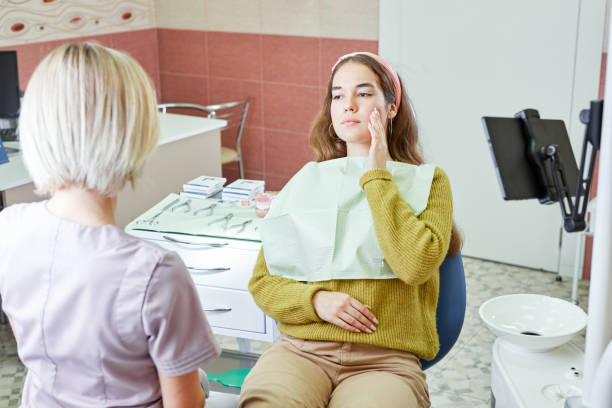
[3, 28, 377, 191]
[157, 28, 378, 190]
[0, 29, 161, 101]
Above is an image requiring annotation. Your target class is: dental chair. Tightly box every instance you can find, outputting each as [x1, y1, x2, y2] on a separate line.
[420, 252, 466, 369]
[205, 253, 466, 407]
[158, 98, 250, 179]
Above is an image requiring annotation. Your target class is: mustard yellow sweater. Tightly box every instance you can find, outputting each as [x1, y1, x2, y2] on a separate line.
[248, 167, 453, 359]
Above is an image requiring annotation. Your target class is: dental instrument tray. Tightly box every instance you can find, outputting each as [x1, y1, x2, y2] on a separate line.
[125, 193, 262, 242]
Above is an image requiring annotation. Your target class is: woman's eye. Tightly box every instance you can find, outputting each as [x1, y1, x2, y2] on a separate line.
[358, 92, 372, 97]
[332, 94, 342, 100]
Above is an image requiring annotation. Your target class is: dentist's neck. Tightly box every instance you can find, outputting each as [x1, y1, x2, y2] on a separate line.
[47, 187, 116, 226]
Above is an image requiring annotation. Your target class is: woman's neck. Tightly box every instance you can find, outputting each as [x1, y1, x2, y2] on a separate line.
[346, 142, 392, 162]
[346, 142, 371, 158]
[46, 187, 116, 226]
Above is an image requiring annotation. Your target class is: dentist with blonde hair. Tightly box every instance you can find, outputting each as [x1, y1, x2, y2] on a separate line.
[0, 42, 220, 408]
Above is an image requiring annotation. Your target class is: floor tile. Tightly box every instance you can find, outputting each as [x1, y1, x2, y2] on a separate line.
[429, 389, 490, 408]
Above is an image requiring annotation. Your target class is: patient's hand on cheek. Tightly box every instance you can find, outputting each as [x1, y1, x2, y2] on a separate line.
[312, 290, 378, 333]
[367, 108, 391, 170]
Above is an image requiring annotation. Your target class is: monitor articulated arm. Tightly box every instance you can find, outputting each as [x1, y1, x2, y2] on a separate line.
[518, 100, 603, 233]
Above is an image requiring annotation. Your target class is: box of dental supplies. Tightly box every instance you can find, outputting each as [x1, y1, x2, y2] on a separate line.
[181, 175, 226, 199]
[222, 179, 265, 201]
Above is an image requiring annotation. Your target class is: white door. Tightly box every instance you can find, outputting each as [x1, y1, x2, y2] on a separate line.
[380, 0, 606, 271]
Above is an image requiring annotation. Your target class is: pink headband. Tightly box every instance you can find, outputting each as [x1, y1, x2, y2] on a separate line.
[332, 52, 402, 109]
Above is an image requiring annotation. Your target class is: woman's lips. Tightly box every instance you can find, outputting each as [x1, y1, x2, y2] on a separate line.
[342, 119, 361, 125]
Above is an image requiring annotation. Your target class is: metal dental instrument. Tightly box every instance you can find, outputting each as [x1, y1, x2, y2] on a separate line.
[136, 198, 180, 226]
[171, 199, 192, 213]
[229, 219, 253, 234]
[201, 305, 232, 312]
[162, 235, 228, 247]
[187, 267, 231, 273]
[208, 213, 234, 231]
[193, 203, 216, 216]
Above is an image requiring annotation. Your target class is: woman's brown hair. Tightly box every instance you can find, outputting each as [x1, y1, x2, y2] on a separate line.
[308, 54, 462, 257]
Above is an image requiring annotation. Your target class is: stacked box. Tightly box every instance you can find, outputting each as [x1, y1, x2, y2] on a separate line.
[222, 179, 265, 201]
[181, 176, 226, 199]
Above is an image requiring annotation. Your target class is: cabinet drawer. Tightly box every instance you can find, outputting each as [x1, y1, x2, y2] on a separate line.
[196, 286, 265, 333]
[186, 246, 259, 290]
[154, 240, 260, 290]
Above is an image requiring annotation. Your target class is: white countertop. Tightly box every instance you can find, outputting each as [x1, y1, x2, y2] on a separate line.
[0, 113, 226, 191]
[158, 112, 226, 145]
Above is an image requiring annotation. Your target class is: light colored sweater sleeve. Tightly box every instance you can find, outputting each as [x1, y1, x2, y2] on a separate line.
[359, 166, 453, 285]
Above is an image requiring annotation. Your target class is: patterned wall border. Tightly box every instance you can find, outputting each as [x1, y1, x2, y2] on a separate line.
[0, 0, 155, 46]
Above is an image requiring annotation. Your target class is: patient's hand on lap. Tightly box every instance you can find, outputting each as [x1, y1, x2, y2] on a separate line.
[312, 291, 378, 333]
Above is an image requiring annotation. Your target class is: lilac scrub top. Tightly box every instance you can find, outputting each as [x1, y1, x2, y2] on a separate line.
[0, 201, 221, 407]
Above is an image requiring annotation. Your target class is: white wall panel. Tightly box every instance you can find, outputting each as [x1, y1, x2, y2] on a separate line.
[380, 0, 605, 272]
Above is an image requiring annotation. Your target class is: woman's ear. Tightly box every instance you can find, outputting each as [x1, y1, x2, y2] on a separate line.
[387, 103, 398, 120]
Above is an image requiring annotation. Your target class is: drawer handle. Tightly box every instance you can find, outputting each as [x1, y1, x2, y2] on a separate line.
[187, 267, 231, 273]
[203, 305, 232, 312]
[162, 235, 228, 247]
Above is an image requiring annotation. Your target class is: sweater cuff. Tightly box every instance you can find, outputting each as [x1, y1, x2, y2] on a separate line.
[302, 286, 325, 322]
[359, 168, 392, 189]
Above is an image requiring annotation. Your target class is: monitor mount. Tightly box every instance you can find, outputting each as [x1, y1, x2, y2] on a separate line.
[490, 100, 603, 233]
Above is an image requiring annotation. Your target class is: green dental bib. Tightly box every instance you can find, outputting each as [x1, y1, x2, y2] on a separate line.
[261, 157, 436, 281]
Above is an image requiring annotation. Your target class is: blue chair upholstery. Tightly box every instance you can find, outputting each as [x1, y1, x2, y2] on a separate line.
[419, 253, 466, 370]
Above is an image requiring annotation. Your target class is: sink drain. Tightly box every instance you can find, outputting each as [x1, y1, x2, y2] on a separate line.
[520, 331, 541, 336]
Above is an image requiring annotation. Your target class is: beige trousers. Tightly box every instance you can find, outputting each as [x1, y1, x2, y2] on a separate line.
[239, 335, 430, 408]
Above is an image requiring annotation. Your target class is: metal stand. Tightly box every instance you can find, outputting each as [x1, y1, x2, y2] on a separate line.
[515, 100, 602, 233]
[571, 201, 595, 305]
[236, 338, 253, 369]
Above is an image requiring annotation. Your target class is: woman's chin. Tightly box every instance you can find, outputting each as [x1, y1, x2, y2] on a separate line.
[338, 132, 371, 145]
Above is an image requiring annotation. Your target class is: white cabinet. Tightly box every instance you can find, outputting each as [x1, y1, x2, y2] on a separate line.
[128, 230, 277, 342]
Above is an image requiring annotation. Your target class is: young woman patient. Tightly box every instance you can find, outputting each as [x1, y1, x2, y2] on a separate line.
[0, 43, 220, 408]
[239, 52, 462, 408]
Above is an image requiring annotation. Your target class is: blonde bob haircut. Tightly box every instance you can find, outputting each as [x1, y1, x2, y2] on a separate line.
[20, 42, 159, 196]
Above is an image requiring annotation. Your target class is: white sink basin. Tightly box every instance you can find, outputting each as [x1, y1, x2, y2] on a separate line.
[479, 294, 587, 352]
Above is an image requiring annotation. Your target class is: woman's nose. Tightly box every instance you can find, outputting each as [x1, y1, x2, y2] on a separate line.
[344, 100, 356, 112]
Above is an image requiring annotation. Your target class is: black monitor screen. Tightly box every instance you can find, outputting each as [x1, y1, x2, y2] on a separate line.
[482, 116, 578, 201]
[0, 51, 20, 118]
